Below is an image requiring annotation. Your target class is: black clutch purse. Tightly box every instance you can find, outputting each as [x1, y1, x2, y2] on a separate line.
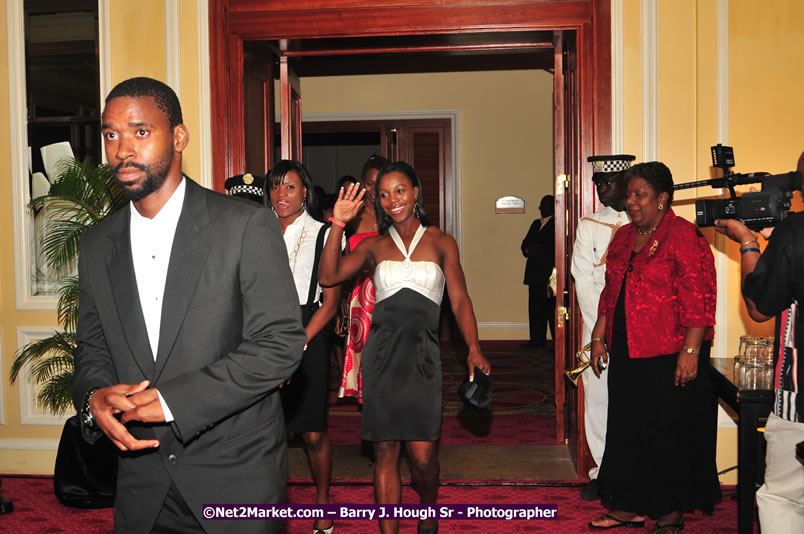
[457, 370, 493, 413]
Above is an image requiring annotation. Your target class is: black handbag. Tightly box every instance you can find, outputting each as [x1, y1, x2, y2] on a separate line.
[53, 415, 118, 508]
[457, 369, 494, 413]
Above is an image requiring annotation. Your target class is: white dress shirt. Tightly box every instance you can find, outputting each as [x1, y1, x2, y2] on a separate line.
[281, 211, 327, 305]
[130, 177, 186, 421]
[570, 206, 630, 343]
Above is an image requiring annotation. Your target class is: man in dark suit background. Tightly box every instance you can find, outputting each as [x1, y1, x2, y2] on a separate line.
[72, 77, 306, 533]
[521, 195, 556, 347]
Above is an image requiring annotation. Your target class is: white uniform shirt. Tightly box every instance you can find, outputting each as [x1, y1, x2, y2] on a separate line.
[130, 177, 186, 421]
[570, 206, 630, 343]
[280, 210, 328, 305]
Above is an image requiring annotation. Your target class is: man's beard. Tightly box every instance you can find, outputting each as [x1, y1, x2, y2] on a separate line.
[113, 154, 173, 201]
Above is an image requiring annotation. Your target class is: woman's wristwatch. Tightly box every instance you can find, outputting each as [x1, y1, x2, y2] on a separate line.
[682, 346, 700, 355]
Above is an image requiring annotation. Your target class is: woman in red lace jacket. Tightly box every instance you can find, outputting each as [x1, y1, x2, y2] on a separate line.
[588, 162, 721, 534]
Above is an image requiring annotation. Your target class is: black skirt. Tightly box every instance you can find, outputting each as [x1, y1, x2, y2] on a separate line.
[281, 303, 330, 433]
[596, 284, 722, 518]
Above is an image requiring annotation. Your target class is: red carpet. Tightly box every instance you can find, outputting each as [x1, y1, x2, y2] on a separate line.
[328, 341, 557, 446]
[0, 476, 750, 533]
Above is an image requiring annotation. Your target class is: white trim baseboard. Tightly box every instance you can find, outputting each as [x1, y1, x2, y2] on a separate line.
[16, 327, 72, 426]
[0, 439, 61, 450]
[641, 0, 658, 161]
[477, 323, 528, 329]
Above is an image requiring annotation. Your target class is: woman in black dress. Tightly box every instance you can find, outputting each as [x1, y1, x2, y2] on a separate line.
[266, 160, 341, 534]
[588, 162, 720, 533]
[320, 162, 490, 534]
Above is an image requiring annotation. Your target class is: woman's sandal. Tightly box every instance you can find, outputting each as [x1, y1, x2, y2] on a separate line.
[313, 519, 334, 534]
[589, 513, 646, 529]
[653, 520, 684, 533]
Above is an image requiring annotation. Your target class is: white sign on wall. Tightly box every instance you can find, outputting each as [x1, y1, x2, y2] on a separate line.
[495, 196, 525, 214]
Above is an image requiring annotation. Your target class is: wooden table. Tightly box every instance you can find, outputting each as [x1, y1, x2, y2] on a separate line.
[709, 358, 774, 534]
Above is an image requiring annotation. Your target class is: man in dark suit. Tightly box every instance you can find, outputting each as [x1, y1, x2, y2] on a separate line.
[521, 195, 556, 347]
[72, 77, 306, 533]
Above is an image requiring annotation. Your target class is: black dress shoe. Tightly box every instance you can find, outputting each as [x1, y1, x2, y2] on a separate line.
[580, 479, 600, 501]
[417, 520, 438, 533]
[0, 492, 13, 515]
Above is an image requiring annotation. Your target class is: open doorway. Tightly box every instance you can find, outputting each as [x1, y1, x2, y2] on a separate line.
[211, 0, 612, 480]
[252, 47, 569, 466]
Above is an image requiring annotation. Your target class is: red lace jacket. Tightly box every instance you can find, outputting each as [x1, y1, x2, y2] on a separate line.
[597, 209, 716, 358]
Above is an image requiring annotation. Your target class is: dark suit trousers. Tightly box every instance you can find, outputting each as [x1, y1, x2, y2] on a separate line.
[151, 482, 202, 533]
[528, 284, 555, 345]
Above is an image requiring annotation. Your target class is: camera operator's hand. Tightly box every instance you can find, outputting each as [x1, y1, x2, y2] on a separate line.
[714, 218, 758, 244]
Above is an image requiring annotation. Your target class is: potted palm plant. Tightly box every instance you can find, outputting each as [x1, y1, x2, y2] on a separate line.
[10, 157, 126, 413]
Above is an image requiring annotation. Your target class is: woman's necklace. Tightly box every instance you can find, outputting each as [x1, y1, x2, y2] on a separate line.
[288, 215, 308, 274]
[636, 225, 657, 236]
[636, 216, 663, 236]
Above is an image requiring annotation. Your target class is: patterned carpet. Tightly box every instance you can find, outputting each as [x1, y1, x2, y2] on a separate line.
[327, 341, 557, 446]
[0, 476, 750, 533]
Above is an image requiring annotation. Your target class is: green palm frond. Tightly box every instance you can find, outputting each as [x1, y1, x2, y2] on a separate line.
[11, 331, 77, 415]
[30, 159, 125, 272]
[57, 276, 80, 332]
[30, 352, 75, 385]
[14, 156, 124, 415]
[36, 372, 76, 415]
[40, 218, 86, 271]
[10, 331, 76, 385]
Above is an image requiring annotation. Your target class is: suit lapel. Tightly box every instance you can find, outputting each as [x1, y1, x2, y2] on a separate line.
[105, 210, 156, 379]
[153, 180, 211, 382]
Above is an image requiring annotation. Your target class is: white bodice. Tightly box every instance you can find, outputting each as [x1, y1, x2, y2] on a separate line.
[374, 225, 445, 306]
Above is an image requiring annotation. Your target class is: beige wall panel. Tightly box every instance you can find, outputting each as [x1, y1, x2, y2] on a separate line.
[656, 0, 699, 232]
[179, 0, 202, 181]
[693, 1, 720, 182]
[109, 1, 167, 86]
[622, 0, 643, 160]
[727, 0, 804, 353]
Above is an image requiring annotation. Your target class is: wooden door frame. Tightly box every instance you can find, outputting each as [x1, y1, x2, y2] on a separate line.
[209, 0, 611, 478]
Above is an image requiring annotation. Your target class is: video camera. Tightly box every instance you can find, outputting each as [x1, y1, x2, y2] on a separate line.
[673, 144, 803, 229]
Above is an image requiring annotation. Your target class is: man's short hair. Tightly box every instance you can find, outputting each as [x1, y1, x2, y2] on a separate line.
[105, 77, 183, 129]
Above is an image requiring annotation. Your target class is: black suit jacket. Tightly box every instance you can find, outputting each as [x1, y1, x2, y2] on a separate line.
[521, 216, 555, 285]
[72, 178, 306, 534]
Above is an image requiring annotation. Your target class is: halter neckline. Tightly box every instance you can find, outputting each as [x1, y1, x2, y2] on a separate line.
[389, 225, 426, 260]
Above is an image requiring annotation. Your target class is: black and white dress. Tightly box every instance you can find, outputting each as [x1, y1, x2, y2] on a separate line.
[360, 224, 446, 442]
[280, 211, 330, 433]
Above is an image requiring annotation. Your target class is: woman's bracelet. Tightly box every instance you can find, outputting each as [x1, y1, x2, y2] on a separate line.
[328, 217, 346, 228]
[591, 337, 605, 344]
[741, 239, 758, 246]
[740, 247, 760, 255]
